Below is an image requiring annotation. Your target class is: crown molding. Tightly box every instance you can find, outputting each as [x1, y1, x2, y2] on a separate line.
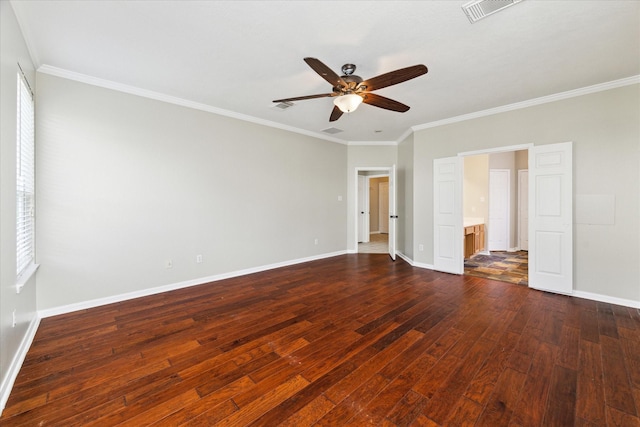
[36, 65, 638, 147]
[412, 75, 640, 132]
[347, 140, 398, 146]
[9, 1, 41, 68]
[37, 65, 349, 145]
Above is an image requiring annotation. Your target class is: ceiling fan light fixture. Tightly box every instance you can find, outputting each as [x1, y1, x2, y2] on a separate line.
[333, 94, 363, 113]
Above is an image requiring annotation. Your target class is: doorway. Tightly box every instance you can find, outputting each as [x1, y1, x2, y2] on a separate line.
[434, 142, 573, 294]
[357, 173, 389, 253]
[461, 149, 529, 286]
[355, 167, 396, 259]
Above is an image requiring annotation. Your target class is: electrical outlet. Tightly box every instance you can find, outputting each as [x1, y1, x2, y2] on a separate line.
[165, 259, 173, 269]
[314, 238, 319, 245]
[419, 244, 424, 251]
[196, 254, 203, 264]
[12, 309, 16, 327]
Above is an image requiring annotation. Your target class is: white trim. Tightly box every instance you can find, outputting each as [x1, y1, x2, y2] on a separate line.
[15, 263, 39, 294]
[396, 252, 415, 266]
[354, 167, 392, 253]
[0, 314, 40, 415]
[413, 261, 435, 270]
[37, 65, 347, 145]
[573, 290, 640, 309]
[38, 250, 346, 318]
[9, 1, 41, 67]
[396, 128, 414, 144]
[413, 76, 640, 132]
[397, 252, 434, 270]
[36, 65, 638, 147]
[348, 140, 398, 146]
[458, 143, 533, 157]
[403, 253, 638, 308]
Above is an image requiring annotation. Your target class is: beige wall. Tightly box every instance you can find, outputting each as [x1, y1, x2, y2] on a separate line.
[35, 73, 348, 310]
[412, 84, 640, 302]
[369, 176, 389, 232]
[0, 1, 38, 411]
[463, 154, 489, 222]
[397, 133, 414, 259]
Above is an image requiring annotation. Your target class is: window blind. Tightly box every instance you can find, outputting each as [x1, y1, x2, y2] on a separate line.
[16, 72, 35, 276]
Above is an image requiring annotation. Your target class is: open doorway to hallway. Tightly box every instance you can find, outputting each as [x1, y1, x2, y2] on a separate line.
[462, 150, 529, 285]
[357, 172, 389, 254]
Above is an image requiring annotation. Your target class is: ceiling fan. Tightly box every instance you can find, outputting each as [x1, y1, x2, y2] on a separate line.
[273, 58, 428, 122]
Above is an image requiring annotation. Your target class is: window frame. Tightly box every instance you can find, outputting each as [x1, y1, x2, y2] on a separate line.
[16, 70, 35, 280]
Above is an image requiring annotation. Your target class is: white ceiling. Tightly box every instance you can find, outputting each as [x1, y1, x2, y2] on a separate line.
[10, 0, 640, 144]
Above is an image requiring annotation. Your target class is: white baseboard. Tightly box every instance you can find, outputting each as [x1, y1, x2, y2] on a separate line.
[397, 253, 433, 270]
[39, 250, 347, 318]
[399, 253, 638, 309]
[396, 252, 413, 265]
[572, 290, 640, 309]
[0, 314, 40, 415]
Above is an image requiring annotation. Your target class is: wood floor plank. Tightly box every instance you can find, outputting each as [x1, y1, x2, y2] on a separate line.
[475, 367, 526, 426]
[600, 335, 638, 416]
[443, 396, 483, 426]
[576, 340, 606, 426]
[420, 337, 496, 424]
[509, 342, 558, 427]
[543, 365, 578, 426]
[2, 254, 638, 426]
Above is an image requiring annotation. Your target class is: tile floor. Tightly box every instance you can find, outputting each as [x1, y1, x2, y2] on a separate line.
[358, 233, 388, 253]
[464, 250, 529, 285]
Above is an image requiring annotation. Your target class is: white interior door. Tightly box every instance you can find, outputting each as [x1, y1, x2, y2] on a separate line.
[518, 170, 529, 250]
[379, 182, 389, 233]
[357, 175, 369, 243]
[433, 157, 463, 274]
[529, 142, 573, 294]
[388, 165, 397, 260]
[488, 169, 510, 251]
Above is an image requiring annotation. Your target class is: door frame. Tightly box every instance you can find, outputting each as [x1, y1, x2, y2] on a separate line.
[518, 169, 529, 251]
[354, 167, 393, 254]
[436, 143, 532, 277]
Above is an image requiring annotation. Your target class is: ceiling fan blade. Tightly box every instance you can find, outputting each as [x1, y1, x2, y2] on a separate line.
[362, 93, 410, 112]
[329, 105, 343, 122]
[304, 57, 347, 88]
[360, 65, 428, 92]
[273, 93, 335, 103]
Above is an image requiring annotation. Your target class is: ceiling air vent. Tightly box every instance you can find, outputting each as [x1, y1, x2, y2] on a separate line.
[322, 127, 343, 135]
[271, 101, 294, 110]
[462, 0, 523, 23]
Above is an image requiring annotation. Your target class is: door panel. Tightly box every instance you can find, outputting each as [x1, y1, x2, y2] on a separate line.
[489, 169, 509, 251]
[388, 165, 397, 260]
[357, 175, 367, 243]
[529, 142, 573, 294]
[434, 157, 463, 274]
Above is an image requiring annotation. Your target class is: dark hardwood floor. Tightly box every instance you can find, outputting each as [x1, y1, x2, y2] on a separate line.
[2, 254, 639, 426]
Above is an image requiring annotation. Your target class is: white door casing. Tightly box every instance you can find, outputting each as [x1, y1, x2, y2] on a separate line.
[518, 170, 529, 251]
[529, 142, 573, 294]
[488, 169, 510, 251]
[433, 157, 463, 274]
